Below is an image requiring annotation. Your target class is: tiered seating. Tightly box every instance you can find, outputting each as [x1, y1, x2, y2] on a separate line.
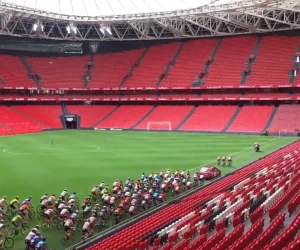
[161, 39, 217, 87]
[179, 106, 237, 131]
[89, 49, 144, 87]
[227, 106, 274, 133]
[124, 43, 180, 87]
[158, 94, 197, 98]
[135, 106, 193, 130]
[205, 36, 257, 85]
[67, 105, 117, 127]
[0, 106, 44, 133]
[97, 105, 153, 129]
[246, 37, 298, 85]
[267, 105, 300, 133]
[0, 55, 35, 86]
[87, 140, 300, 250]
[13, 105, 63, 128]
[26, 56, 89, 87]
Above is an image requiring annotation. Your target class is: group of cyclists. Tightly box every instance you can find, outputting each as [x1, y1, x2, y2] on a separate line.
[0, 168, 207, 248]
[0, 196, 48, 250]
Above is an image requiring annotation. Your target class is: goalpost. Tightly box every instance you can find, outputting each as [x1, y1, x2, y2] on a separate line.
[147, 121, 172, 131]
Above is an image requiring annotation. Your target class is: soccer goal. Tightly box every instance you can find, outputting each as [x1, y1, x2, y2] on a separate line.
[147, 121, 172, 131]
[279, 130, 288, 137]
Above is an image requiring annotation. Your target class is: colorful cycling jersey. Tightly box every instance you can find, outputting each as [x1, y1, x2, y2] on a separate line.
[12, 215, 22, 222]
[0, 223, 5, 229]
[30, 236, 41, 247]
[69, 194, 76, 199]
[64, 219, 73, 227]
[25, 231, 36, 241]
[45, 209, 54, 215]
[10, 199, 18, 205]
[20, 204, 29, 210]
[100, 208, 106, 213]
[36, 240, 46, 248]
[82, 222, 91, 230]
[153, 192, 159, 197]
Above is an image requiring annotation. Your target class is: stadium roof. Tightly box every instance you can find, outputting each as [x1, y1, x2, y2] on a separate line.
[0, 0, 213, 17]
[0, 0, 300, 41]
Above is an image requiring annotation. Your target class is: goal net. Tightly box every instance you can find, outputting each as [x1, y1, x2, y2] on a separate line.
[147, 122, 171, 131]
[279, 130, 288, 137]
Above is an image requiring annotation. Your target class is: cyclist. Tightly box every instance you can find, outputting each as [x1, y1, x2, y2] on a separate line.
[69, 192, 77, 200]
[60, 189, 68, 202]
[19, 203, 30, 221]
[59, 207, 70, 220]
[99, 206, 108, 220]
[29, 233, 42, 250]
[9, 196, 20, 211]
[25, 229, 38, 249]
[44, 208, 55, 227]
[64, 217, 74, 240]
[82, 219, 92, 239]
[82, 197, 91, 210]
[11, 213, 25, 234]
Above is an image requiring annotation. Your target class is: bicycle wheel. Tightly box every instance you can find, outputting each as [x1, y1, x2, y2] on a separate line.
[41, 223, 48, 231]
[4, 237, 14, 249]
[21, 225, 30, 236]
[36, 205, 42, 214]
[57, 220, 63, 230]
[7, 210, 15, 219]
[61, 235, 67, 245]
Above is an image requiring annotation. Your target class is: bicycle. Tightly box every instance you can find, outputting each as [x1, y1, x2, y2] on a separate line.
[8, 223, 29, 237]
[61, 229, 75, 245]
[41, 217, 58, 231]
[3, 233, 14, 249]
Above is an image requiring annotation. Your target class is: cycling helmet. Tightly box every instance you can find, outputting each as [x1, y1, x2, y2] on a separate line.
[16, 196, 19, 199]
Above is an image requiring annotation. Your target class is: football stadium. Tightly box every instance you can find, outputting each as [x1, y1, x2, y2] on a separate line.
[0, 0, 300, 250]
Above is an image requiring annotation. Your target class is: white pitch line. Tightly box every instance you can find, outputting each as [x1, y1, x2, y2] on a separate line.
[187, 137, 279, 172]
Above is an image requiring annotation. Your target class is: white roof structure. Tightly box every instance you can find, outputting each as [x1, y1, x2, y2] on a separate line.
[0, 0, 213, 17]
[0, 0, 300, 41]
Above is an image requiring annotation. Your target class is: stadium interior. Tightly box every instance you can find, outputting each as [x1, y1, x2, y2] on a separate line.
[0, 0, 300, 250]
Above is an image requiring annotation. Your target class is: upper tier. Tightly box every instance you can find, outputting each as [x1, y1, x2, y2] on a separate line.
[0, 35, 299, 90]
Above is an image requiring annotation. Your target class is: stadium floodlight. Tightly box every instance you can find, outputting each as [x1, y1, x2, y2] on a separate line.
[99, 25, 112, 35]
[32, 21, 44, 35]
[66, 23, 77, 38]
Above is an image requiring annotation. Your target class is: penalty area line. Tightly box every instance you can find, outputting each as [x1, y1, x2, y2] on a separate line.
[187, 137, 279, 172]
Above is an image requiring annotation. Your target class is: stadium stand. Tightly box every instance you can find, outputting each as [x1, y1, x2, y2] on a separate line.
[13, 105, 63, 128]
[205, 36, 257, 85]
[227, 106, 274, 133]
[124, 43, 180, 87]
[89, 49, 144, 87]
[134, 106, 194, 130]
[161, 39, 217, 87]
[0, 106, 44, 133]
[86, 140, 300, 250]
[245, 37, 299, 85]
[267, 105, 300, 134]
[244, 92, 291, 98]
[67, 105, 117, 127]
[96, 105, 153, 129]
[25, 56, 89, 87]
[0, 55, 35, 86]
[179, 106, 237, 131]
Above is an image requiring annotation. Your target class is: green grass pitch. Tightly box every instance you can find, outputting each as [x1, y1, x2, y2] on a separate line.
[0, 130, 297, 250]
